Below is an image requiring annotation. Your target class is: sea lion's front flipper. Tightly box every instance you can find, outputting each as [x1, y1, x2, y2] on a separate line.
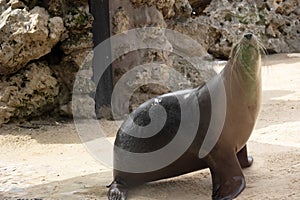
[237, 145, 254, 168]
[107, 181, 127, 200]
[206, 152, 246, 200]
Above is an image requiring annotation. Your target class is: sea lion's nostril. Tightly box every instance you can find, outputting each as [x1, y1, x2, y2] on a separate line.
[244, 33, 253, 40]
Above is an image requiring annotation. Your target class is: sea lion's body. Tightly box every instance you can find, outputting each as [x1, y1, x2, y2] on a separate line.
[108, 33, 263, 200]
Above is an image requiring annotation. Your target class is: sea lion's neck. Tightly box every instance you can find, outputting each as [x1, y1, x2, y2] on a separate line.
[234, 54, 261, 83]
[237, 46, 261, 79]
[224, 49, 262, 102]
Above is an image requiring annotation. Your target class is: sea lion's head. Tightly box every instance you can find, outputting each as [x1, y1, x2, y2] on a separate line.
[230, 33, 265, 74]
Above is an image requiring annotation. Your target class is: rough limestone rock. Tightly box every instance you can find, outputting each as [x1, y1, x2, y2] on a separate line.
[60, 32, 94, 55]
[189, 0, 212, 15]
[112, 63, 192, 117]
[130, 0, 176, 18]
[127, 57, 217, 112]
[0, 0, 94, 123]
[71, 94, 96, 119]
[172, 55, 216, 87]
[64, 6, 93, 34]
[0, 62, 59, 124]
[55, 4, 94, 118]
[172, 0, 300, 58]
[108, 0, 217, 117]
[0, 5, 64, 75]
[112, 7, 130, 34]
[174, 0, 193, 19]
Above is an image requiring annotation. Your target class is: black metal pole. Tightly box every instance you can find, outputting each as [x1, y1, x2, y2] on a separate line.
[89, 0, 113, 118]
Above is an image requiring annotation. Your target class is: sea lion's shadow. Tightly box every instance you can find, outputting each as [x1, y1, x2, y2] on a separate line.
[130, 171, 212, 199]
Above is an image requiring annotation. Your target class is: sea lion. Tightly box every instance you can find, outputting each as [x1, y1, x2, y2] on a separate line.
[107, 33, 264, 200]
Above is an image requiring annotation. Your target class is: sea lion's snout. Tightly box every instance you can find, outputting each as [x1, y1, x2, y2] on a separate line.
[244, 33, 253, 40]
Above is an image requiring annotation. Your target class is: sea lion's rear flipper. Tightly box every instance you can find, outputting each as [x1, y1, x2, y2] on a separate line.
[237, 145, 254, 168]
[206, 152, 246, 200]
[107, 181, 127, 200]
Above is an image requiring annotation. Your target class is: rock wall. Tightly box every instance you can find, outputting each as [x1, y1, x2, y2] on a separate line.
[109, 0, 216, 117]
[175, 0, 300, 58]
[0, 5, 64, 75]
[0, 62, 59, 124]
[111, 0, 299, 59]
[0, 0, 94, 124]
[0, 0, 299, 123]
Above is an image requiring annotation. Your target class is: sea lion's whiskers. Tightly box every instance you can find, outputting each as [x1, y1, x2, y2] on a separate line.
[256, 40, 270, 78]
[235, 48, 250, 93]
[229, 44, 239, 98]
[256, 39, 267, 55]
[232, 43, 241, 66]
[230, 43, 243, 98]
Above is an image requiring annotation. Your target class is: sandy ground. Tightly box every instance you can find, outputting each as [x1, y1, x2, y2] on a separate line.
[0, 54, 300, 200]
